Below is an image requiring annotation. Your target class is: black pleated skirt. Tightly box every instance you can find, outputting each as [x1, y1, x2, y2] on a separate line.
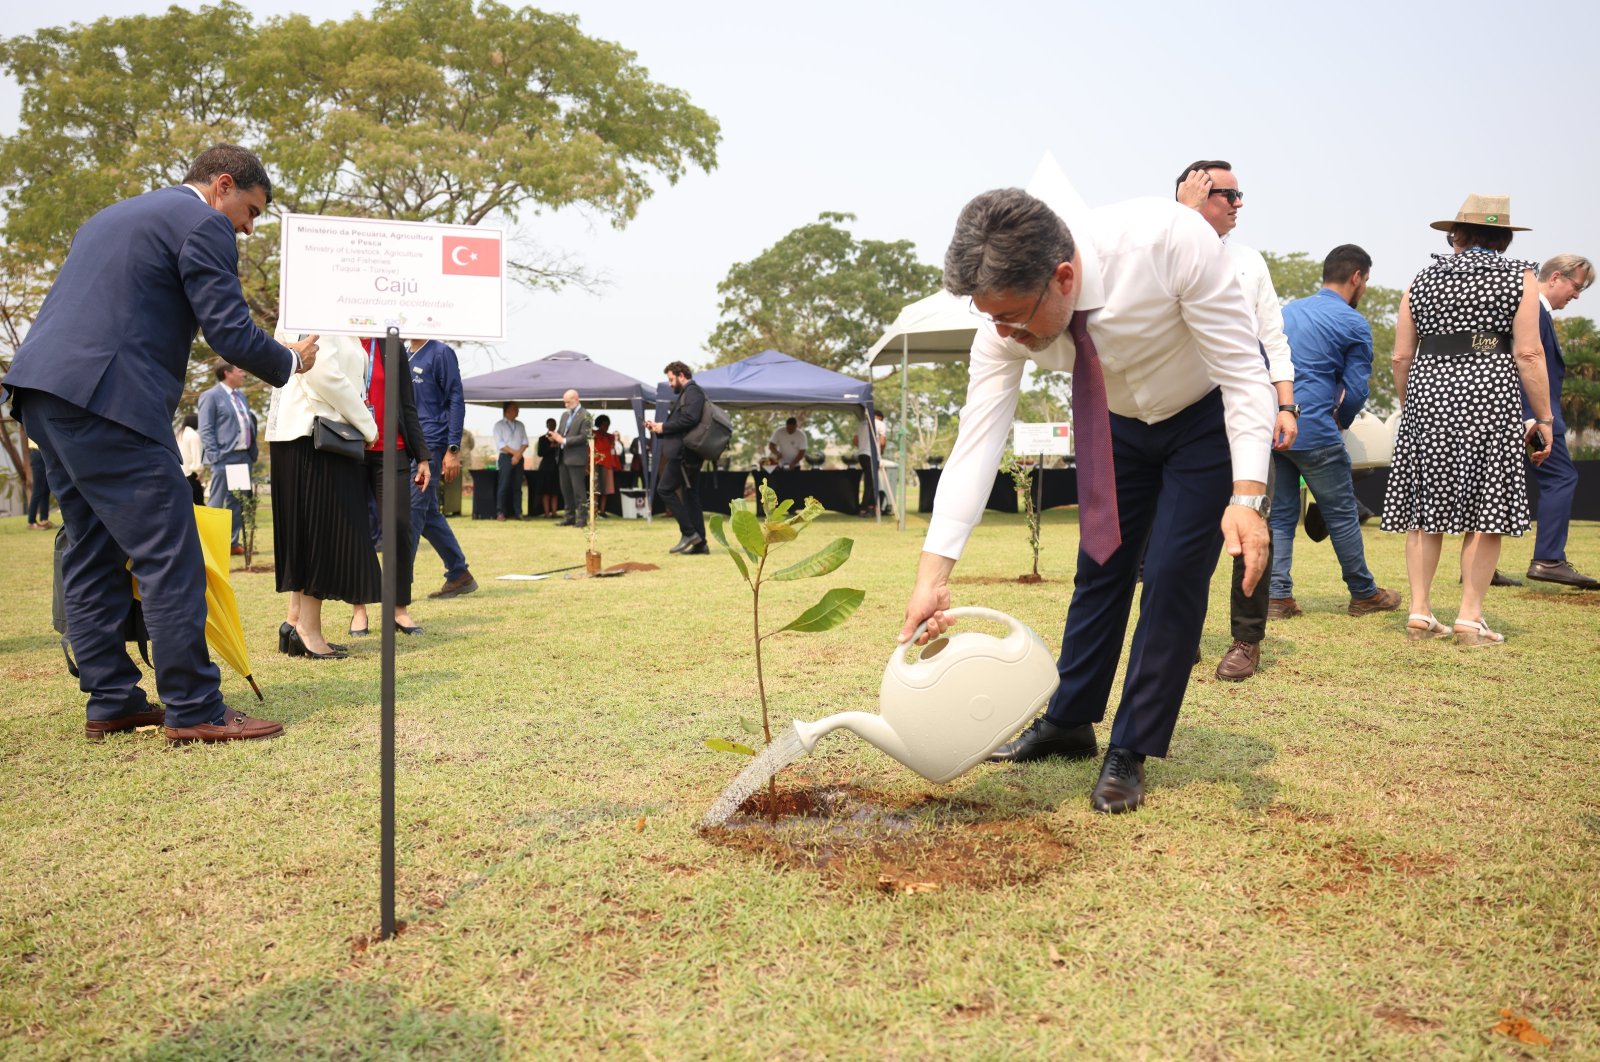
[271, 437, 381, 604]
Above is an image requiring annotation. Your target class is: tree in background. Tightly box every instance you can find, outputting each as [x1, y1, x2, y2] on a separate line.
[0, 0, 720, 429]
[1263, 251, 1402, 416]
[1557, 316, 1600, 453]
[707, 211, 941, 455]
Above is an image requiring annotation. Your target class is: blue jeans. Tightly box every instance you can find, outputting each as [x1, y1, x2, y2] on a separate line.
[1269, 444, 1378, 600]
[410, 454, 470, 581]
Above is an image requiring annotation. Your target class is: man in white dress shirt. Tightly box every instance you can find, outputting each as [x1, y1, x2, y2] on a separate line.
[767, 417, 809, 469]
[1174, 160, 1304, 682]
[899, 187, 1274, 813]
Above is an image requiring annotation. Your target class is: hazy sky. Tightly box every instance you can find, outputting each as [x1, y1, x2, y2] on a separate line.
[6, 0, 1598, 437]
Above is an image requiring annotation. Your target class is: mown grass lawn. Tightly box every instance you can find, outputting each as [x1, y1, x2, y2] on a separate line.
[2, 496, 1597, 1060]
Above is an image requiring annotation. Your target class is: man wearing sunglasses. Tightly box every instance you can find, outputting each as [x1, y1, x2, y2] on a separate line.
[900, 184, 1275, 814]
[1176, 161, 1366, 680]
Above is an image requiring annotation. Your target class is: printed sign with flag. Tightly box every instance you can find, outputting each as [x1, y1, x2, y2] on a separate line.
[278, 214, 506, 341]
[442, 236, 500, 277]
[1012, 421, 1074, 455]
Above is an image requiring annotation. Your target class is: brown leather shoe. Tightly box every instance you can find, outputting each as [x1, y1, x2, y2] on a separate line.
[164, 706, 283, 744]
[85, 706, 166, 740]
[428, 573, 479, 599]
[1526, 559, 1600, 589]
[1214, 640, 1260, 681]
[1348, 587, 1402, 616]
[1267, 596, 1301, 620]
[230, 544, 245, 556]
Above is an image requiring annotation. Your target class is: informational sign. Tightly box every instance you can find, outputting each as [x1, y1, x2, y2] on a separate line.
[1012, 421, 1073, 456]
[278, 214, 506, 342]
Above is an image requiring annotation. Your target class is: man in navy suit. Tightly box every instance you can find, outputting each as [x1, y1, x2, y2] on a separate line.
[4, 144, 320, 743]
[1523, 254, 1596, 588]
[197, 359, 258, 553]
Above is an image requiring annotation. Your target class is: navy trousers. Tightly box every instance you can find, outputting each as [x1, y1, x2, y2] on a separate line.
[1044, 388, 1233, 758]
[496, 453, 522, 517]
[17, 390, 223, 727]
[1531, 433, 1578, 562]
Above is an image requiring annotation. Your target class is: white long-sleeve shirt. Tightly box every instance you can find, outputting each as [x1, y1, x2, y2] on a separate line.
[1226, 241, 1294, 384]
[924, 197, 1276, 561]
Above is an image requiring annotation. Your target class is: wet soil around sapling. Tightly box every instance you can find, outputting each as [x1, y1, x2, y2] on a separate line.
[701, 785, 1073, 893]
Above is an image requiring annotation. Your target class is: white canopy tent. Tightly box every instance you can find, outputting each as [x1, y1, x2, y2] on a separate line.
[867, 152, 1089, 528]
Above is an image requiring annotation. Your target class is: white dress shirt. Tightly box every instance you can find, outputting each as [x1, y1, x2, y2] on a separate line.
[925, 197, 1275, 560]
[1226, 241, 1294, 384]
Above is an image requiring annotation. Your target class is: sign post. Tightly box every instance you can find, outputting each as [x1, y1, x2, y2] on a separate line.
[279, 215, 507, 942]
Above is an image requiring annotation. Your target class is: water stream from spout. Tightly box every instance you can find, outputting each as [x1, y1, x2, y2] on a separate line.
[700, 726, 808, 828]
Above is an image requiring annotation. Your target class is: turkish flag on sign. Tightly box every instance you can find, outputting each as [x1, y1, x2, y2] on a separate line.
[442, 235, 500, 277]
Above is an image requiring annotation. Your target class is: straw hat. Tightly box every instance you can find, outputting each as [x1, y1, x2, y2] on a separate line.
[1429, 193, 1529, 232]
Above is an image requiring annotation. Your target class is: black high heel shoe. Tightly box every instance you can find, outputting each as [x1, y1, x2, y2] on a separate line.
[395, 623, 424, 635]
[285, 627, 349, 660]
[284, 621, 347, 654]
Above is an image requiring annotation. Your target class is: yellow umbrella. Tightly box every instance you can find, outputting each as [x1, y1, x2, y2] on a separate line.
[129, 504, 263, 701]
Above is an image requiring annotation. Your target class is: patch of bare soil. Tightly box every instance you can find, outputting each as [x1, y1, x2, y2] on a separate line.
[603, 562, 659, 574]
[951, 575, 1051, 586]
[701, 785, 1071, 893]
[237, 564, 274, 574]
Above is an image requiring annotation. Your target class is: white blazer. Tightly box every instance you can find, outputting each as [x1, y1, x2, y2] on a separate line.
[267, 333, 378, 445]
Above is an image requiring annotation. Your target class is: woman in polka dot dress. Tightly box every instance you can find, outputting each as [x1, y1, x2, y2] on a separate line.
[1381, 195, 1555, 646]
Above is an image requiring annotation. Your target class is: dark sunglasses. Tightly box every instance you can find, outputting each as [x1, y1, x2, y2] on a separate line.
[1208, 188, 1244, 205]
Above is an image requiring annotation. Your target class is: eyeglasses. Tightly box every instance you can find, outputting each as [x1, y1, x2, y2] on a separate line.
[1559, 271, 1590, 293]
[968, 275, 1053, 334]
[1208, 188, 1244, 205]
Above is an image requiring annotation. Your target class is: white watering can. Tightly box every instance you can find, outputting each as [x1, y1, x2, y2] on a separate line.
[790, 607, 1060, 783]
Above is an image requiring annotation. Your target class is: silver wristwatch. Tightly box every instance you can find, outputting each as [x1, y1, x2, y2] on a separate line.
[1228, 494, 1269, 517]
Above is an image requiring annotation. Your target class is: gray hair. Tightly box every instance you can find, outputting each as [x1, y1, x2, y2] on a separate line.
[943, 188, 1075, 299]
[1540, 253, 1593, 288]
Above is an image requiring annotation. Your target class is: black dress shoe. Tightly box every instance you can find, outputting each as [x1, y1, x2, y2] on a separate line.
[1489, 569, 1524, 587]
[668, 533, 703, 554]
[988, 717, 1098, 763]
[1527, 559, 1600, 589]
[1090, 746, 1145, 814]
[682, 542, 710, 555]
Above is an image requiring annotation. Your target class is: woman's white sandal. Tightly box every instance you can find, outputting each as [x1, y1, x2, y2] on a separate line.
[1406, 613, 1451, 641]
[1453, 617, 1504, 647]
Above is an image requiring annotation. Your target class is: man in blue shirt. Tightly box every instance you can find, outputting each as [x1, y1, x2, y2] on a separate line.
[407, 338, 477, 598]
[1269, 245, 1398, 615]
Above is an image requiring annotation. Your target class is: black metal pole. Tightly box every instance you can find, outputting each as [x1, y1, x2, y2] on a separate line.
[380, 327, 400, 940]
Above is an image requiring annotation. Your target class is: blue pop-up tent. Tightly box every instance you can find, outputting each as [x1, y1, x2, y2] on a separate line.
[462, 350, 655, 501]
[653, 349, 882, 521]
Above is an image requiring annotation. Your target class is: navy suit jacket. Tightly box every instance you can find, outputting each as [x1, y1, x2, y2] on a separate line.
[197, 383, 257, 464]
[1521, 304, 1567, 435]
[4, 185, 293, 454]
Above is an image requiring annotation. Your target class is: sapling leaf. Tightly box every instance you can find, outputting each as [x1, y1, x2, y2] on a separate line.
[776, 587, 866, 634]
[727, 548, 749, 581]
[704, 737, 757, 756]
[762, 520, 798, 545]
[771, 499, 795, 521]
[730, 509, 766, 560]
[707, 514, 730, 549]
[738, 716, 763, 736]
[758, 483, 778, 515]
[729, 497, 756, 515]
[770, 537, 853, 581]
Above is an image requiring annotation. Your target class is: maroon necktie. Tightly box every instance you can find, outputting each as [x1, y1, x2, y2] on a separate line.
[1069, 310, 1121, 564]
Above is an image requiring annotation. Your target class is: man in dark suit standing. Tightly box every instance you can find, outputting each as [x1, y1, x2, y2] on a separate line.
[645, 361, 709, 554]
[4, 144, 319, 743]
[197, 359, 258, 554]
[549, 388, 593, 526]
[1523, 254, 1596, 588]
